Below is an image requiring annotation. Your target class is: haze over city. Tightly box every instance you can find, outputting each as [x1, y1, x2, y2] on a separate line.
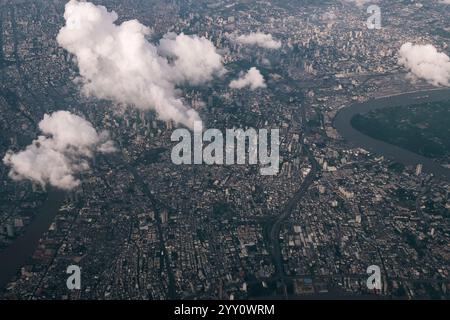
[0, 0, 449, 302]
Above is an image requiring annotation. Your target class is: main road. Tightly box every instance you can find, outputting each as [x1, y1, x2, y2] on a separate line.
[265, 94, 320, 297]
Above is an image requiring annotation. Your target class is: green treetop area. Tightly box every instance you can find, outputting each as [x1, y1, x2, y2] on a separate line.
[351, 100, 450, 161]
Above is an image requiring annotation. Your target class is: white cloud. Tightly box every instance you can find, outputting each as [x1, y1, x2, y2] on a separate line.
[57, 0, 225, 130]
[233, 32, 281, 50]
[3, 111, 115, 190]
[158, 32, 225, 85]
[342, 0, 373, 7]
[229, 67, 266, 90]
[398, 42, 450, 87]
[321, 11, 337, 24]
[438, 0, 450, 4]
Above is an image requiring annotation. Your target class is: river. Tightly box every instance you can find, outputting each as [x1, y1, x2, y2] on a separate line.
[333, 88, 450, 180]
[1, 88, 450, 294]
[0, 189, 66, 291]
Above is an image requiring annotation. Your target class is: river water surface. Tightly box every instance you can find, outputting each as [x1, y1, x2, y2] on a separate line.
[1, 88, 450, 293]
[333, 88, 450, 180]
[0, 189, 66, 290]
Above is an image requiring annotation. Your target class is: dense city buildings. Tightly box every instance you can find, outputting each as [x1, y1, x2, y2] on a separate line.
[0, 0, 449, 300]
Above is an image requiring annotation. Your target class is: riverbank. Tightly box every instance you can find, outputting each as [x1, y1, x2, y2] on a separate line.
[333, 88, 450, 180]
[0, 189, 66, 291]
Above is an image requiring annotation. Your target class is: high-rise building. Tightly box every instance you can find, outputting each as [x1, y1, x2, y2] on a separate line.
[160, 210, 169, 224]
[6, 224, 14, 238]
[415, 164, 423, 176]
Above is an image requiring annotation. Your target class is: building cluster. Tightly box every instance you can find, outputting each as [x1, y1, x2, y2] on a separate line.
[0, 0, 449, 299]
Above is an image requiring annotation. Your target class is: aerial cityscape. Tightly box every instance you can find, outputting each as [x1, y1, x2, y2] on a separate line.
[0, 0, 449, 302]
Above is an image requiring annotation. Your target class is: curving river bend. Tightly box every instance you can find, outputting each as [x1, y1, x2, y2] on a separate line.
[0, 189, 66, 291]
[333, 88, 450, 181]
[1, 88, 450, 294]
